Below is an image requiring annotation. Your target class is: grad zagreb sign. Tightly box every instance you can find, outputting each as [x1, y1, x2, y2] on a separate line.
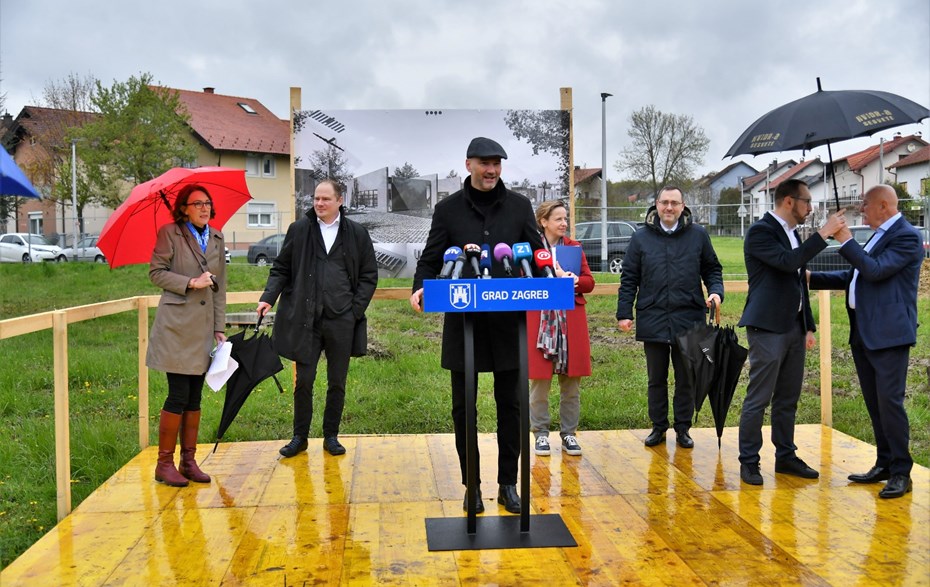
[423, 277, 575, 313]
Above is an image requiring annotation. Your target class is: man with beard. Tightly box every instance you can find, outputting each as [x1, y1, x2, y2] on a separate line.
[738, 179, 845, 485]
[409, 137, 544, 514]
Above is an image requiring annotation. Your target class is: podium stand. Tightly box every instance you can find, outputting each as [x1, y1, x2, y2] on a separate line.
[422, 277, 578, 551]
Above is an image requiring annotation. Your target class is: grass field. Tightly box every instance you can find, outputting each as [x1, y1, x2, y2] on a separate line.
[0, 240, 927, 569]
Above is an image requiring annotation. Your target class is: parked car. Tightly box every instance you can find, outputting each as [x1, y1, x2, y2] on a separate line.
[247, 234, 285, 266]
[57, 236, 107, 263]
[573, 221, 639, 273]
[807, 225, 874, 271]
[225, 247, 231, 264]
[0, 233, 62, 263]
[920, 226, 930, 258]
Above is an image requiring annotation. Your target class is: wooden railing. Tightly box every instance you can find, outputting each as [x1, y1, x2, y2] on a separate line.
[0, 284, 836, 520]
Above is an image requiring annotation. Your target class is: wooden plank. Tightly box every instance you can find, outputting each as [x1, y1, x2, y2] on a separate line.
[224, 504, 350, 586]
[351, 435, 438, 503]
[53, 311, 71, 520]
[818, 289, 834, 425]
[0, 511, 155, 585]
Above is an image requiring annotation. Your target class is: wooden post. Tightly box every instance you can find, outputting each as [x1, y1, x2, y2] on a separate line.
[52, 310, 71, 520]
[561, 87, 574, 232]
[138, 297, 150, 449]
[818, 289, 833, 426]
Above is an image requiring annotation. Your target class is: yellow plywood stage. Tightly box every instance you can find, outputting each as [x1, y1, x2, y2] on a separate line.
[2, 425, 928, 586]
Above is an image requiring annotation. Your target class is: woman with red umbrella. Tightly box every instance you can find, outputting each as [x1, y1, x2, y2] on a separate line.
[146, 184, 227, 487]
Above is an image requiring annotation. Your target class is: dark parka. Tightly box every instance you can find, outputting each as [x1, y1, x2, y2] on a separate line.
[413, 179, 545, 372]
[260, 206, 378, 364]
[616, 205, 724, 343]
[146, 222, 227, 375]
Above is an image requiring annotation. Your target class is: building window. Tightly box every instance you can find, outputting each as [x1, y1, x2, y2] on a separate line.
[238, 102, 257, 115]
[245, 154, 260, 177]
[245, 154, 275, 178]
[356, 189, 378, 208]
[898, 182, 907, 195]
[247, 202, 275, 228]
[262, 156, 275, 178]
[920, 177, 929, 196]
[28, 212, 43, 234]
[850, 185, 858, 200]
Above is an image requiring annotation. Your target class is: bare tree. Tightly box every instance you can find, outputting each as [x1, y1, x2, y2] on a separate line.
[39, 72, 97, 112]
[615, 105, 710, 199]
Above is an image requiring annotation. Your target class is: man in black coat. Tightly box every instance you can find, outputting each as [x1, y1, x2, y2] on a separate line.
[737, 179, 845, 486]
[409, 137, 544, 514]
[617, 187, 723, 449]
[257, 180, 378, 458]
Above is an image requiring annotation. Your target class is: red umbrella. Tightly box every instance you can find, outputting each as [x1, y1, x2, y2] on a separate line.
[98, 167, 252, 268]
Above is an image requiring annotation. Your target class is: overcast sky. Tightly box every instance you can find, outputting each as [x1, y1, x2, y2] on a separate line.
[2, 0, 928, 180]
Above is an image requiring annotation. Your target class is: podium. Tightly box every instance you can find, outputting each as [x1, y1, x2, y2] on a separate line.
[422, 277, 578, 551]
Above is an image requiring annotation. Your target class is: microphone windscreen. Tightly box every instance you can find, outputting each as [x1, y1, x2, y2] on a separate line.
[493, 243, 514, 262]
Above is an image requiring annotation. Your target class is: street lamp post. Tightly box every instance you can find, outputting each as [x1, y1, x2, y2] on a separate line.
[71, 139, 79, 261]
[600, 92, 612, 272]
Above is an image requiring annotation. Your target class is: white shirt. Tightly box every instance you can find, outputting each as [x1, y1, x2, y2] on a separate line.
[846, 212, 900, 310]
[317, 213, 341, 253]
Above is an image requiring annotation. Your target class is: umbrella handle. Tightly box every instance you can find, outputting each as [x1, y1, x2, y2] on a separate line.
[254, 313, 266, 333]
[708, 300, 720, 326]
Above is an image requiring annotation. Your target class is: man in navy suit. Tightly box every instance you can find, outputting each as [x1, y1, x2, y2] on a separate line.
[738, 179, 846, 486]
[810, 185, 923, 499]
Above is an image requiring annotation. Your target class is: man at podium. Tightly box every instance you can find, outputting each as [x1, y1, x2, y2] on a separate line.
[409, 137, 545, 514]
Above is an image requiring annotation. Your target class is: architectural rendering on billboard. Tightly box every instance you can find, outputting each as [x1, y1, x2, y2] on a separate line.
[293, 109, 569, 278]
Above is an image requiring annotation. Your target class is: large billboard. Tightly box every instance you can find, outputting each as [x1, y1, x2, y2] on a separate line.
[294, 109, 569, 278]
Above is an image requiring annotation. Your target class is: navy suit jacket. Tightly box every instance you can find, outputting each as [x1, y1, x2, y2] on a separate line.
[809, 216, 923, 350]
[739, 212, 827, 333]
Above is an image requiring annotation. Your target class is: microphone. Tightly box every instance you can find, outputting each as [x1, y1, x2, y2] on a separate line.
[479, 244, 492, 278]
[534, 249, 555, 278]
[450, 251, 467, 279]
[512, 242, 534, 277]
[438, 246, 462, 279]
[493, 243, 514, 276]
[463, 243, 482, 278]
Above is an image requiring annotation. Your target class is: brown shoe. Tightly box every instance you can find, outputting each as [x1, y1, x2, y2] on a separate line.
[155, 410, 189, 487]
[178, 410, 210, 483]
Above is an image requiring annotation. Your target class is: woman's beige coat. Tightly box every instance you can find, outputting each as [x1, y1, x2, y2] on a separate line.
[146, 222, 227, 375]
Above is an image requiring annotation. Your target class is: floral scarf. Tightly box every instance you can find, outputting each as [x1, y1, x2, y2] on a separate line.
[536, 237, 569, 373]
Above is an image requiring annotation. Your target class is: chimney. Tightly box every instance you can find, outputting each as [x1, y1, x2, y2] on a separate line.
[203, 87, 215, 94]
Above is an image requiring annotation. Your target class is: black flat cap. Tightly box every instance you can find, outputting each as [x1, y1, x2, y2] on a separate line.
[466, 137, 508, 159]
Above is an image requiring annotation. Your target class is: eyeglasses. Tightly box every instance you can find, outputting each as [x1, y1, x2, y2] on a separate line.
[186, 200, 213, 209]
[657, 200, 683, 208]
[794, 197, 812, 205]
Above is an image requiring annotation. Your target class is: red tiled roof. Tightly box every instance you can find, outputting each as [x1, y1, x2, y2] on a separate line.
[573, 168, 601, 186]
[163, 87, 289, 156]
[842, 134, 926, 171]
[888, 145, 930, 168]
[7, 106, 97, 145]
[766, 159, 820, 190]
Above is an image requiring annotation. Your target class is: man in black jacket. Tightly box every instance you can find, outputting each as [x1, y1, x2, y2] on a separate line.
[257, 180, 378, 458]
[617, 187, 723, 449]
[737, 179, 845, 485]
[409, 137, 544, 514]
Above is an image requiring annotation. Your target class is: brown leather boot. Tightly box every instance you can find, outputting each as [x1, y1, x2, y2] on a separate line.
[155, 410, 188, 487]
[179, 410, 211, 483]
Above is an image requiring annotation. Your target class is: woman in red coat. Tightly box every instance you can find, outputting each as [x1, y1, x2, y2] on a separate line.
[527, 200, 595, 457]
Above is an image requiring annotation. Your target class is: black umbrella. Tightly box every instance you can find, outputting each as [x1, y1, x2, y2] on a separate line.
[706, 325, 747, 449]
[213, 316, 285, 451]
[675, 302, 721, 417]
[725, 77, 930, 209]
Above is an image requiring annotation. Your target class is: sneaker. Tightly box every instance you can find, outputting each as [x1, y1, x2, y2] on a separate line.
[534, 435, 551, 456]
[740, 463, 763, 486]
[562, 435, 582, 456]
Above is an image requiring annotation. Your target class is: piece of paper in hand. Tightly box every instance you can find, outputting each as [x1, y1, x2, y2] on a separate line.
[206, 341, 239, 392]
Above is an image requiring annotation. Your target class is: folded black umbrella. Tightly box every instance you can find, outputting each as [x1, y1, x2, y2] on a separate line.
[706, 325, 748, 449]
[675, 302, 721, 417]
[213, 316, 284, 451]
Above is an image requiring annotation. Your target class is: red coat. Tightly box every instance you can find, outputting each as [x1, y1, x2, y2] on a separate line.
[526, 236, 595, 379]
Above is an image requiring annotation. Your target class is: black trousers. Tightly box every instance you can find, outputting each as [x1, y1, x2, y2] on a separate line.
[643, 341, 692, 433]
[450, 368, 520, 486]
[164, 373, 205, 414]
[292, 311, 354, 439]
